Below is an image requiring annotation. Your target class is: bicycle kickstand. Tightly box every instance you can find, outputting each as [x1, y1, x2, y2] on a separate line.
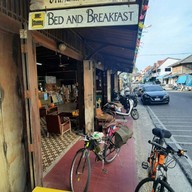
[101, 159, 108, 174]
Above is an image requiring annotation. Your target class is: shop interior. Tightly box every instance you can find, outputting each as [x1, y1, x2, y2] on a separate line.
[36, 45, 104, 174]
[36, 45, 81, 173]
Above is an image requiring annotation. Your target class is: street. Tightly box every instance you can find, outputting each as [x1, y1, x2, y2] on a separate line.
[147, 91, 192, 159]
[146, 91, 192, 185]
[133, 91, 192, 191]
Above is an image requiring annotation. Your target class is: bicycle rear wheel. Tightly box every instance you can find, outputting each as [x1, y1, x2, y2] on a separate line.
[70, 148, 91, 192]
[103, 134, 120, 163]
[135, 177, 174, 192]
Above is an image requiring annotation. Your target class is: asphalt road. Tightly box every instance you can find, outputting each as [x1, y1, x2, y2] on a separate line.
[147, 91, 192, 160]
[133, 91, 192, 191]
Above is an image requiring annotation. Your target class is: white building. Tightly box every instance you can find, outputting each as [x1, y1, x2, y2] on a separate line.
[156, 57, 180, 84]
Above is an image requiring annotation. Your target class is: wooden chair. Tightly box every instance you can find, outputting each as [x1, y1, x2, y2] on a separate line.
[95, 107, 115, 131]
[39, 106, 58, 118]
[45, 113, 71, 136]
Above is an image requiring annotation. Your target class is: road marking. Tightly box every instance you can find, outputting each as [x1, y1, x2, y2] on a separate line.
[147, 106, 192, 167]
[161, 122, 192, 124]
[165, 125, 192, 128]
[168, 141, 192, 145]
[171, 130, 192, 132]
[173, 135, 192, 137]
[157, 116, 192, 118]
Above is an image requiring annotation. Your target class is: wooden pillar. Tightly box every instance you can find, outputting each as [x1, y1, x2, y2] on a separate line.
[83, 60, 94, 133]
[107, 70, 112, 102]
[114, 73, 118, 92]
[102, 71, 107, 105]
[76, 61, 85, 132]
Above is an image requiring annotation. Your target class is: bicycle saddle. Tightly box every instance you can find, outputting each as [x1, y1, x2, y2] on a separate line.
[152, 128, 172, 139]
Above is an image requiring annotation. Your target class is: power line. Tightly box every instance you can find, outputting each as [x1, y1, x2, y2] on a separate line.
[139, 52, 191, 56]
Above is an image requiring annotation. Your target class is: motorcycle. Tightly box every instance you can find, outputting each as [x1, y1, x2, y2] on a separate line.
[112, 90, 138, 108]
[125, 92, 138, 107]
[102, 97, 139, 120]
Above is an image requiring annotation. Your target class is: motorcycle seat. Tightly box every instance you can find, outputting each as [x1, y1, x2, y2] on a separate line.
[152, 128, 172, 139]
[113, 101, 123, 108]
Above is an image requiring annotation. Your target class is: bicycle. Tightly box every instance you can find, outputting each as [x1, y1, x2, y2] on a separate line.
[135, 129, 187, 192]
[70, 121, 132, 192]
[142, 128, 172, 178]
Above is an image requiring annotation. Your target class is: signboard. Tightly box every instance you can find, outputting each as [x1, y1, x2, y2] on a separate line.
[29, 4, 139, 30]
[30, 0, 136, 10]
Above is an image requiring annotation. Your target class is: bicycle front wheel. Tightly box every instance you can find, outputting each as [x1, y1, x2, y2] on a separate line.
[103, 134, 120, 163]
[70, 148, 91, 192]
[135, 177, 174, 192]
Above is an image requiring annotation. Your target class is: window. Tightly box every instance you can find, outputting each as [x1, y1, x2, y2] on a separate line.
[165, 68, 171, 72]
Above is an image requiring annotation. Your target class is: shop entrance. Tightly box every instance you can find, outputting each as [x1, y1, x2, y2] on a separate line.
[35, 45, 81, 175]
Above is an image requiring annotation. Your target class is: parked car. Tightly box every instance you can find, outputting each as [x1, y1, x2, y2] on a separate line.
[141, 85, 170, 105]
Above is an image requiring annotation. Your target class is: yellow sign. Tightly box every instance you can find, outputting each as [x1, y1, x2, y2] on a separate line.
[30, 12, 45, 29]
[29, 4, 139, 30]
[30, 0, 136, 10]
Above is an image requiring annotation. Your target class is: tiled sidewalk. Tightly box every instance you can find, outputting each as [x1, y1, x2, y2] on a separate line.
[40, 117, 79, 173]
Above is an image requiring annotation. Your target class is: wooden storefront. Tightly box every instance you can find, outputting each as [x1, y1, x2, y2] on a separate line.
[0, 0, 147, 191]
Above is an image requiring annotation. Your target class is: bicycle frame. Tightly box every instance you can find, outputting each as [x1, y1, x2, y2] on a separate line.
[146, 132, 171, 178]
[136, 128, 187, 192]
[148, 140, 185, 190]
[148, 148, 159, 178]
[152, 157, 174, 192]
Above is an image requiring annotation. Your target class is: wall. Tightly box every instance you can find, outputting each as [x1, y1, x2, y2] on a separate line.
[183, 64, 192, 74]
[0, 29, 28, 191]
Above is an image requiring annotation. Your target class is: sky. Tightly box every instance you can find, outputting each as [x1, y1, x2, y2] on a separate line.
[135, 0, 192, 71]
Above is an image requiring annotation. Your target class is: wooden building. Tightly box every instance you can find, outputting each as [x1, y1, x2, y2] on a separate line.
[0, 0, 148, 191]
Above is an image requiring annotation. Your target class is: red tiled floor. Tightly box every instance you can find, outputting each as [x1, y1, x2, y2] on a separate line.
[43, 117, 138, 192]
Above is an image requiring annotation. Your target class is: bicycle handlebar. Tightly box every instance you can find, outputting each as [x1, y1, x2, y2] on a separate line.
[76, 132, 105, 142]
[148, 140, 187, 158]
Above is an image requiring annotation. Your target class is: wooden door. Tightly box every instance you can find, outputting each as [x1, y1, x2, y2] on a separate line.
[20, 29, 42, 189]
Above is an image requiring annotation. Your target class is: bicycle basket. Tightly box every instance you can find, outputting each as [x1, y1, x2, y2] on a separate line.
[115, 126, 133, 148]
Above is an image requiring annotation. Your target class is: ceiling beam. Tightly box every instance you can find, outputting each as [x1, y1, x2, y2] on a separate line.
[86, 39, 135, 51]
[32, 31, 83, 61]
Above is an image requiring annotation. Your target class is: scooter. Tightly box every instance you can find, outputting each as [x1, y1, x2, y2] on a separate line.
[125, 92, 138, 107]
[112, 90, 138, 108]
[102, 98, 139, 120]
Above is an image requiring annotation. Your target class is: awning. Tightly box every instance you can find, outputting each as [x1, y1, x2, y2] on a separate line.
[186, 75, 192, 86]
[158, 72, 172, 79]
[156, 75, 165, 79]
[176, 75, 188, 84]
[163, 74, 172, 79]
[70, 1, 149, 73]
[168, 74, 179, 78]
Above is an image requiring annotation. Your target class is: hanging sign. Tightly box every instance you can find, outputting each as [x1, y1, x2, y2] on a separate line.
[30, 0, 136, 10]
[29, 4, 139, 30]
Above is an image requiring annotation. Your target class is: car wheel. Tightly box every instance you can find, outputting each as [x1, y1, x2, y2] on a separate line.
[142, 99, 146, 105]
